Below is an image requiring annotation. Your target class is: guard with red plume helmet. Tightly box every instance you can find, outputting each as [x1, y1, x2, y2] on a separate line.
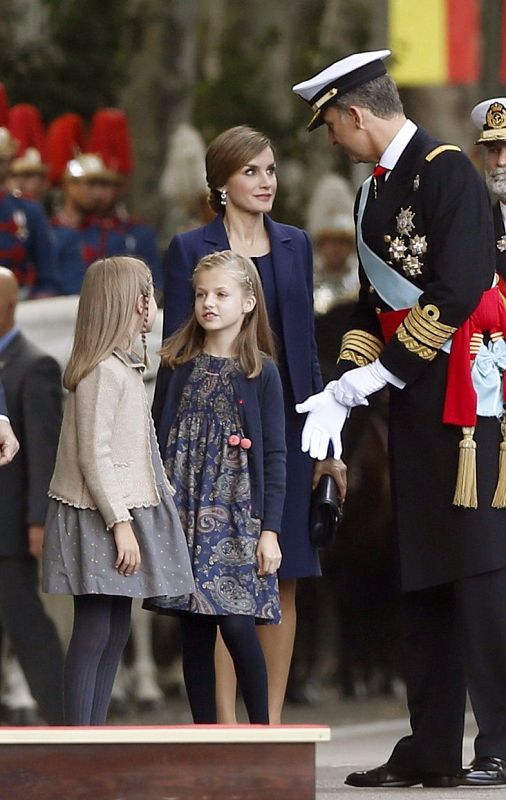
[86, 108, 134, 176]
[8, 104, 46, 160]
[45, 113, 85, 186]
[85, 110, 160, 287]
[0, 127, 59, 296]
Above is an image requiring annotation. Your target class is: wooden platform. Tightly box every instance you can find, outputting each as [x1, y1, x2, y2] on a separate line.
[0, 724, 330, 800]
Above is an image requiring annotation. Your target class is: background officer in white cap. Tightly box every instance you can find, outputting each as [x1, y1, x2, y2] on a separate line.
[293, 50, 506, 788]
[471, 97, 506, 294]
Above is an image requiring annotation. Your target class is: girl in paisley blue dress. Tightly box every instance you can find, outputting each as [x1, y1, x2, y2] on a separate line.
[146, 250, 286, 723]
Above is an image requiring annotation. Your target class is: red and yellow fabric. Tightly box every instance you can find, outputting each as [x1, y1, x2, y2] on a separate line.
[388, 0, 480, 86]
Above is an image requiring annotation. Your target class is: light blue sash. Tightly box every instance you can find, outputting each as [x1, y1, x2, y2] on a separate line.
[356, 176, 451, 354]
[472, 340, 506, 418]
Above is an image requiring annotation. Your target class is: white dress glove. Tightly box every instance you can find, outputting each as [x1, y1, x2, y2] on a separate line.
[295, 387, 349, 460]
[331, 358, 403, 407]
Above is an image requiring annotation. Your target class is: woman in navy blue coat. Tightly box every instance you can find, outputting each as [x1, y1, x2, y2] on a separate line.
[161, 126, 331, 722]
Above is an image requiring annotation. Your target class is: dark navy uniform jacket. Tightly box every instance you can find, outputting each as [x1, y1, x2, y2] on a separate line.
[336, 126, 504, 592]
[77, 214, 162, 290]
[0, 193, 60, 295]
[339, 127, 493, 385]
[50, 220, 86, 295]
[493, 201, 506, 282]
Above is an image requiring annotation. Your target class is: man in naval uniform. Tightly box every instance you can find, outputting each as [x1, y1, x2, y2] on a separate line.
[471, 97, 506, 291]
[293, 50, 506, 788]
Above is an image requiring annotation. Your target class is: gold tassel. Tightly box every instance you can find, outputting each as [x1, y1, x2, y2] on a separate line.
[492, 421, 506, 508]
[452, 426, 478, 508]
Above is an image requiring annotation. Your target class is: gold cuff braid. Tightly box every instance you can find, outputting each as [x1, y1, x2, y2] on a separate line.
[395, 302, 456, 360]
[338, 329, 384, 366]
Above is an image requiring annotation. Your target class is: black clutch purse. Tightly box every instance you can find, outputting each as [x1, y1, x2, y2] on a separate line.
[310, 474, 343, 548]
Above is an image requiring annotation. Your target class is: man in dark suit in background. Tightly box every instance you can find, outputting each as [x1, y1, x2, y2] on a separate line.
[0, 266, 64, 724]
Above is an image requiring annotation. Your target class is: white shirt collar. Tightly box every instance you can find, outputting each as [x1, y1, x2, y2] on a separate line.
[379, 119, 417, 173]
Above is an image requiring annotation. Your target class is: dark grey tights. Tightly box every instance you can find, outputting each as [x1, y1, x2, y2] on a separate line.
[180, 613, 269, 724]
[64, 594, 132, 725]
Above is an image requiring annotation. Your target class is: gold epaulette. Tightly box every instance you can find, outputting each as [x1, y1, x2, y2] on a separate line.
[425, 144, 461, 162]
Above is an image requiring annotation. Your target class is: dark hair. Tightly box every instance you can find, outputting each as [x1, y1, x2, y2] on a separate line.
[205, 126, 274, 213]
[329, 74, 404, 119]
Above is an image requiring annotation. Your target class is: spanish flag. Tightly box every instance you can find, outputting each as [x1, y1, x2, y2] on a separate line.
[389, 0, 480, 86]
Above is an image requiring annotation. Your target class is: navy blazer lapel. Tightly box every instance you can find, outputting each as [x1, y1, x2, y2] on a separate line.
[203, 214, 230, 249]
[265, 216, 294, 306]
[203, 214, 295, 305]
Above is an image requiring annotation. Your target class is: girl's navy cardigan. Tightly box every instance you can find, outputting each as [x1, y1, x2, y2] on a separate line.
[152, 358, 287, 534]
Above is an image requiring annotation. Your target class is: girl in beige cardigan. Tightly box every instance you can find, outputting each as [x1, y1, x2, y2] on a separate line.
[42, 257, 194, 725]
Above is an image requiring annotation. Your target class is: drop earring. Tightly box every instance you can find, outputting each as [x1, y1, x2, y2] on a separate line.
[220, 190, 227, 207]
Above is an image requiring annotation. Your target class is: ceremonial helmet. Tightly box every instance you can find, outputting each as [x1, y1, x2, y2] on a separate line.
[0, 127, 18, 159]
[64, 153, 120, 182]
[10, 147, 48, 175]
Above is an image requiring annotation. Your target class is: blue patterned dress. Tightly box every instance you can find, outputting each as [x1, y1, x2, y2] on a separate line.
[151, 353, 280, 624]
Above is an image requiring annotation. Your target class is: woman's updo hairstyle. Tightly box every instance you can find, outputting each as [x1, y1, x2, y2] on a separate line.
[205, 125, 273, 214]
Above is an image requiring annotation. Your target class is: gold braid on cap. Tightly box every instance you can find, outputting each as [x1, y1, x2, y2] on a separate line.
[487, 102, 506, 131]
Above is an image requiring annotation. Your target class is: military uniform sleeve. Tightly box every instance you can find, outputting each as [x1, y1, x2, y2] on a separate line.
[25, 201, 61, 295]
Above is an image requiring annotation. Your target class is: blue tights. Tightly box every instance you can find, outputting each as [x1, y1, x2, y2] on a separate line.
[180, 613, 269, 724]
[64, 594, 132, 725]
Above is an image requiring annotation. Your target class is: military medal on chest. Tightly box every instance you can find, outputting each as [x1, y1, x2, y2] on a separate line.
[497, 235, 506, 253]
[12, 210, 28, 241]
[385, 205, 427, 277]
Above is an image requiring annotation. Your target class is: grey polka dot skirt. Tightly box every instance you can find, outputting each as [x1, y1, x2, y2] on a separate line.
[42, 432, 195, 599]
